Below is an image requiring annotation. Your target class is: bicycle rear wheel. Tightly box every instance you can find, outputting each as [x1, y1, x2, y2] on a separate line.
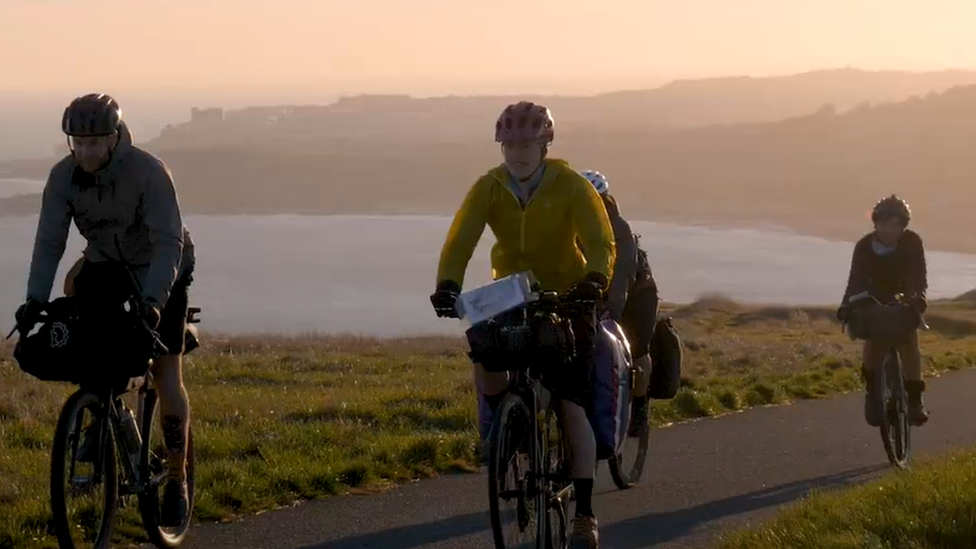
[489, 393, 537, 549]
[609, 399, 650, 490]
[138, 389, 197, 548]
[50, 389, 119, 549]
[878, 352, 910, 469]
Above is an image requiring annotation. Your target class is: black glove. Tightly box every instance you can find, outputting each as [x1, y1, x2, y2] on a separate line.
[140, 300, 161, 330]
[836, 304, 852, 323]
[911, 294, 928, 315]
[14, 298, 44, 329]
[430, 280, 461, 318]
[567, 272, 608, 304]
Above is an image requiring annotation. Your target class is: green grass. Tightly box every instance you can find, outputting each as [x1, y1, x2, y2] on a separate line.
[3, 296, 976, 548]
[718, 447, 976, 549]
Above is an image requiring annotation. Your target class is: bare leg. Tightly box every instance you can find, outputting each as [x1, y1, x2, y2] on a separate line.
[560, 400, 597, 480]
[562, 400, 599, 548]
[152, 354, 190, 482]
[473, 363, 509, 397]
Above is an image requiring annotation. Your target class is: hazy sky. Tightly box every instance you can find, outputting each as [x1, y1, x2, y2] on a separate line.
[3, 0, 975, 96]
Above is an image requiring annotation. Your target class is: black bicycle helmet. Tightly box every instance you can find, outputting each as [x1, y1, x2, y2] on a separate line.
[61, 93, 122, 137]
[871, 194, 911, 225]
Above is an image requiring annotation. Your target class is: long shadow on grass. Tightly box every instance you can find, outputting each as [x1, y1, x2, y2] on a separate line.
[600, 463, 888, 549]
[299, 465, 885, 549]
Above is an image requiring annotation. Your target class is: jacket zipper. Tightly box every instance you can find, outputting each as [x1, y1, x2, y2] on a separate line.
[497, 168, 552, 270]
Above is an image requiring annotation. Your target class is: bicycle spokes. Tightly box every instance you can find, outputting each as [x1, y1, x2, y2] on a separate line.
[878, 357, 911, 469]
[499, 437, 536, 547]
[53, 396, 118, 549]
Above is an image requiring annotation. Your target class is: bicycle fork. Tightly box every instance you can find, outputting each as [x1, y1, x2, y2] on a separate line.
[109, 399, 146, 500]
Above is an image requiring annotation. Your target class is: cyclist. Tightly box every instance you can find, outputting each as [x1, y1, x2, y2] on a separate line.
[579, 170, 660, 437]
[430, 100, 615, 549]
[14, 93, 196, 527]
[837, 194, 928, 427]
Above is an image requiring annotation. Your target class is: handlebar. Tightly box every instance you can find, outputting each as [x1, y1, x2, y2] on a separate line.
[841, 291, 929, 332]
[432, 288, 596, 322]
[531, 291, 596, 314]
[7, 298, 174, 357]
[6, 300, 58, 340]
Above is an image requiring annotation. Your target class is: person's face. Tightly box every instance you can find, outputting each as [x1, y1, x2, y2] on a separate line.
[874, 216, 906, 245]
[70, 133, 117, 174]
[501, 140, 545, 180]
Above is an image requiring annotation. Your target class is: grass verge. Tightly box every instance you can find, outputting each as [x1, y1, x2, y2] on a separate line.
[3, 296, 976, 548]
[718, 446, 976, 549]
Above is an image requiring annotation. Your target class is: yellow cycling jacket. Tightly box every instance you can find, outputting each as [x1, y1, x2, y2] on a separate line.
[436, 158, 616, 292]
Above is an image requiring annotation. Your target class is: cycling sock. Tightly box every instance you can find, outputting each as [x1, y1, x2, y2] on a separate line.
[573, 478, 594, 517]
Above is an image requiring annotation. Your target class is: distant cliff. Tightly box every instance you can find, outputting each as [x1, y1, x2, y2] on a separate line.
[0, 193, 40, 216]
[5, 69, 976, 255]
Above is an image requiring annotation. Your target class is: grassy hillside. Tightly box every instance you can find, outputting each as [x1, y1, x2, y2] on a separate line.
[3, 296, 976, 548]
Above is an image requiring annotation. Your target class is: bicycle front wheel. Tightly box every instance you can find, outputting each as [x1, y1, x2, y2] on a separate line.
[138, 389, 197, 548]
[540, 402, 569, 549]
[488, 393, 538, 549]
[50, 389, 119, 549]
[879, 353, 910, 469]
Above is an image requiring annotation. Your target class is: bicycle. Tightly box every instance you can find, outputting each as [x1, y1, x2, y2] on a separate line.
[14, 301, 202, 549]
[453, 280, 646, 549]
[842, 291, 928, 469]
[604, 320, 650, 491]
[468, 290, 573, 549]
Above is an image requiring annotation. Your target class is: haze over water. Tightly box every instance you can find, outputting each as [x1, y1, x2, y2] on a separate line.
[3, 213, 976, 337]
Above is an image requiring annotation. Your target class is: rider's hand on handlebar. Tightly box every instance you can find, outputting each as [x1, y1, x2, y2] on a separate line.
[430, 280, 461, 319]
[140, 300, 161, 330]
[14, 298, 44, 329]
[567, 272, 608, 304]
[836, 304, 852, 324]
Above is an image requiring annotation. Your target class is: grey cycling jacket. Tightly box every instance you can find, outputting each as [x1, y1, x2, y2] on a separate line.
[26, 122, 195, 307]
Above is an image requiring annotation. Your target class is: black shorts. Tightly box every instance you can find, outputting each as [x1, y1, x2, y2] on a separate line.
[621, 285, 660, 359]
[156, 269, 193, 356]
[73, 261, 193, 356]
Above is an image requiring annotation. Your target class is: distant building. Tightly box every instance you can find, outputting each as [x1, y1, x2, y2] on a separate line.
[190, 107, 224, 124]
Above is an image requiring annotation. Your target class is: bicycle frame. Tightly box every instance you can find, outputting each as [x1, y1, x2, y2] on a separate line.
[843, 292, 919, 469]
[510, 368, 574, 503]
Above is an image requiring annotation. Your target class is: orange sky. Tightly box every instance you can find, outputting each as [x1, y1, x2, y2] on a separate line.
[2, 0, 976, 95]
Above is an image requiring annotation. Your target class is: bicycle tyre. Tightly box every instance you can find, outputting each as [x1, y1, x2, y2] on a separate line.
[51, 389, 119, 549]
[608, 414, 650, 490]
[878, 351, 910, 469]
[488, 393, 537, 549]
[138, 389, 197, 548]
[540, 403, 569, 549]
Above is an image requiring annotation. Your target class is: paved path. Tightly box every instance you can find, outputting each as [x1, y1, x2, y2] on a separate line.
[178, 369, 976, 549]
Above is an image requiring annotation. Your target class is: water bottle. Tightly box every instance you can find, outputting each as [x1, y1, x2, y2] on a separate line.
[119, 405, 142, 456]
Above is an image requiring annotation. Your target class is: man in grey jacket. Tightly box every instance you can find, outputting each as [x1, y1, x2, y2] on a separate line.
[15, 93, 196, 527]
[580, 170, 660, 434]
